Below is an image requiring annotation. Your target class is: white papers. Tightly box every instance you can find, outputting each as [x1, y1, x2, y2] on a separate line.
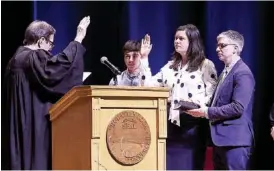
[82, 72, 92, 81]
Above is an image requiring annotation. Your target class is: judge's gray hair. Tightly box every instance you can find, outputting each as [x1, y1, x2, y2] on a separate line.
[23, 20, 56, 45]
[217, 30, 244, 55]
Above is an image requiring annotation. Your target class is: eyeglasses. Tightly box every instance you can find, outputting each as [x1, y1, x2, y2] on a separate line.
[46, 39, 54, 48]
[217, 43, 236, 49]
[41, 37, 54, 48]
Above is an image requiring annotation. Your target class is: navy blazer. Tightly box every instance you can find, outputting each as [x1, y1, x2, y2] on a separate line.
[208, 59, 255, 146]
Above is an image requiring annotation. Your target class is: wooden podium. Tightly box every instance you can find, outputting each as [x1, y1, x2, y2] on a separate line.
[49, 86, 169, 170]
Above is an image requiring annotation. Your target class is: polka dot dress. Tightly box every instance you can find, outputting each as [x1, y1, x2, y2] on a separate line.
[142, 58, 218, 126]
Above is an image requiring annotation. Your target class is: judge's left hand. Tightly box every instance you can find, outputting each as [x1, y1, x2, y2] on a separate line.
[75, 16, 91, 43]
[185, 108, 205, 118]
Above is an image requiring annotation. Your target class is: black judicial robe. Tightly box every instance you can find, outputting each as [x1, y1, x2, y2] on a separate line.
[2, 41, 86, 170]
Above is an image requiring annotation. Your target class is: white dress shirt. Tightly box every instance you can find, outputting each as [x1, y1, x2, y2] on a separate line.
[109, 59, 148, 86]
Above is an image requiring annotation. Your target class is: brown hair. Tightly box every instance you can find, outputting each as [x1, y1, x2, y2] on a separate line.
[170, 24, 206, 72]
[23, 20, 56, 45]
[122, 40, 141, 53]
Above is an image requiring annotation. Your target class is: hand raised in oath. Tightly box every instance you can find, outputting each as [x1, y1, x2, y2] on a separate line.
[140, 34, 153, 58]
[75, 16, 91, 43]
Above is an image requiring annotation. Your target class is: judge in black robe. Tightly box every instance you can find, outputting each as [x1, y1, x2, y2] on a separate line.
[2, 16, 90, 170]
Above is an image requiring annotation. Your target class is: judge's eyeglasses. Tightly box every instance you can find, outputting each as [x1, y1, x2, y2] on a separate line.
[46, 39, 54, 48]
[41, 37, 54, 48]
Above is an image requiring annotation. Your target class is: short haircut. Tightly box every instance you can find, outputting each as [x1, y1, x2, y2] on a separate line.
[217, 30, 244, 55]
[23, 20, 56, 45]
[122, 40, 141, 53]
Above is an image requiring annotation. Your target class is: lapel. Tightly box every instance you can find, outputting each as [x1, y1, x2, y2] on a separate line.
[213, 59, 243, 104]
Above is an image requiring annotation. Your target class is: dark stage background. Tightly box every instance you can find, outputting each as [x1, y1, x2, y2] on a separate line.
[1, 1, 274, 169]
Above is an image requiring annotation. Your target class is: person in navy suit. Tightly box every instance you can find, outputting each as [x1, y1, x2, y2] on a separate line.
[186, 30, 255, 170]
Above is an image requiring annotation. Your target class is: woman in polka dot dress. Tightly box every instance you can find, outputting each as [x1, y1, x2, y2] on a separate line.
[140, 24, 218, 170]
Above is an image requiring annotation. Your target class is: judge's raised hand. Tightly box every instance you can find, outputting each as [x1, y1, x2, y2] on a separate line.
[75, 16, 91, 43]
[140, 34, 153, 59]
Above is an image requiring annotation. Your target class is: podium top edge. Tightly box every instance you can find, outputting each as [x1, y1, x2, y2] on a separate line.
[75, 85, 170, 92]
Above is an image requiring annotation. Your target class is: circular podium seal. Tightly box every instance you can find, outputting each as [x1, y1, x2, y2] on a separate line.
[106, 110, 151, 165]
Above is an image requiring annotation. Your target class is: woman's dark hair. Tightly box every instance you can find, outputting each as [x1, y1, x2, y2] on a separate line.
[23, 20, 56, 45]
[170, 24, 206, 72]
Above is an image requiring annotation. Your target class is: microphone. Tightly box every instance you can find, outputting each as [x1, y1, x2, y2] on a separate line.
[100, 56, 121, 75]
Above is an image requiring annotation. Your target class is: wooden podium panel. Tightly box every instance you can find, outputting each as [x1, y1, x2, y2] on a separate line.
[49, 86, 169, 170]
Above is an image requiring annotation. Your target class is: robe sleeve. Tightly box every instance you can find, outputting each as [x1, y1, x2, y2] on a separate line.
[28, 41, 86, 95]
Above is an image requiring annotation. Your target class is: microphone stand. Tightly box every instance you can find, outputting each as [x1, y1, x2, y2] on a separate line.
[112, 73, 118, 86]
[111, 68, 120, 86]
[101, 60, 121, 86]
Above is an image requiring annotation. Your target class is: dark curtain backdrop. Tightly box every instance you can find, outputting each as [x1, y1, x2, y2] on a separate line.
[2, 1, 274, 169]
